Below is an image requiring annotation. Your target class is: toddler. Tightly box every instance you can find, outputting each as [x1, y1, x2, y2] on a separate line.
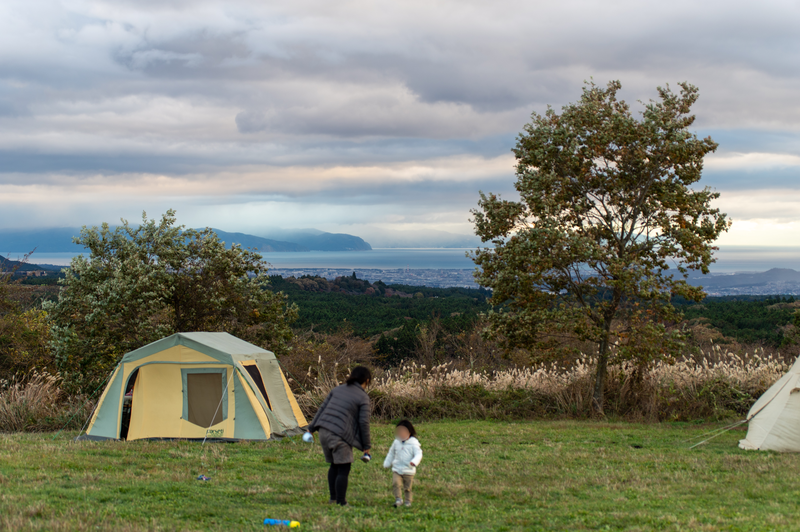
[383, 420, 423, 508]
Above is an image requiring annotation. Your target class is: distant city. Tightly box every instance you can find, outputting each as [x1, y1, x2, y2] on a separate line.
[270, 268, 479, 289]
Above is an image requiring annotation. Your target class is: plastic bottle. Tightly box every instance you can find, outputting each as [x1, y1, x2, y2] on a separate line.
[264, 518, 300, 527]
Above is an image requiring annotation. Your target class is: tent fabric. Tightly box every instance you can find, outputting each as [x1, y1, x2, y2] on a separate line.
[79, 332, 307, 442]
[739, 356, 800, 452]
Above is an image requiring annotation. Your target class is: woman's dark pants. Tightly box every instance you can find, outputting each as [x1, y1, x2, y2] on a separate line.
[319, 428, 355, 505]
[327, 463, 351, 505]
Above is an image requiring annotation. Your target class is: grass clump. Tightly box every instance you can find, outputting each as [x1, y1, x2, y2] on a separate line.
[0, 372, 93, 432]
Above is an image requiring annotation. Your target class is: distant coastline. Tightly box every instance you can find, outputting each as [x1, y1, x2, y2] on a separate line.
[4, 245, 800, 294]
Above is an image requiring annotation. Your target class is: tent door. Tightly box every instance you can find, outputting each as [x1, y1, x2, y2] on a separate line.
[119, 368, 139, 440]
[243, 364, 272, 410]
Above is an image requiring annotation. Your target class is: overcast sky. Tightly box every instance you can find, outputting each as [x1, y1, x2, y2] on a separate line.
[1, 0, 799, 246]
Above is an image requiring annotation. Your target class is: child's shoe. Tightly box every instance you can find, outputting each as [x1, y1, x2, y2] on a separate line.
[404, 501, 412, 508]
[393, 498, 402, 508]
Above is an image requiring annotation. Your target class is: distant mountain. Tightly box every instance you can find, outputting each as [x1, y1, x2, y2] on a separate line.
[0, 227, 372, 253]
[340, 227, 481, 248]
[207, 229, 309, 252]
[275, 232, 372, 251]
[683, 268, 800, 296]
[211, 229, 371, 251]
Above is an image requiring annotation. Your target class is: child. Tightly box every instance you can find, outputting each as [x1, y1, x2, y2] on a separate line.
[383, 420, 423, 508]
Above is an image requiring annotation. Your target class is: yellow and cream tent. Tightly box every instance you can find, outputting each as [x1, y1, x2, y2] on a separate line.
[79, 332, 307, 441]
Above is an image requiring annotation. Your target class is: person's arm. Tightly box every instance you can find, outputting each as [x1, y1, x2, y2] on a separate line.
[307, 391, 332, 433]
[410, 441, 423, 467]
[358, 396, 372, 453]
[383, 441, 397, 468]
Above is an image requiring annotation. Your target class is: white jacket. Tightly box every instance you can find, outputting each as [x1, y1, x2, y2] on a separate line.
[383, 436, 423, 475]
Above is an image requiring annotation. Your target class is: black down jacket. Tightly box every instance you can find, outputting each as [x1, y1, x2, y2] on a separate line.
[308, 383, 372, 451]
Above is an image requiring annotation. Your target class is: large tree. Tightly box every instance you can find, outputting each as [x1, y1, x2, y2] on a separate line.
[46, 211, 297, 392]
[471, 81, 729, 413]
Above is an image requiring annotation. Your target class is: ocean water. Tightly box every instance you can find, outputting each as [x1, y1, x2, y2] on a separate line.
[4, 246, 800, 273]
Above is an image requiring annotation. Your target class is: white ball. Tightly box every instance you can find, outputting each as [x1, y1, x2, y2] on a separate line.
[302, 432, 314, 443]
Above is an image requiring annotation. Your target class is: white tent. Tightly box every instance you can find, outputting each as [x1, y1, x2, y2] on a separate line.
[739, 357, 800, 452]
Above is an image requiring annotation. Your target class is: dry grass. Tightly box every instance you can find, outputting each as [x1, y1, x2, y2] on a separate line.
[294, 344, 788, 422]
[0, 372, 93, 432]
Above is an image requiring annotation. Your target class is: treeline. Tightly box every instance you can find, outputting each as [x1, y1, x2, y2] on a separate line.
[271, 274, 800, 351]
[678, 295, 799, 348]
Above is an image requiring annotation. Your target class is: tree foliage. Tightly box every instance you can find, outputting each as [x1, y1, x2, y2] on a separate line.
[46, 211, 297, 392]
[471, 81, 729, 412]
[0, 257, 53, 377]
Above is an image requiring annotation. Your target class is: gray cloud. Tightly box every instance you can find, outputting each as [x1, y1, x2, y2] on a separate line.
[0, 0, 799, 240]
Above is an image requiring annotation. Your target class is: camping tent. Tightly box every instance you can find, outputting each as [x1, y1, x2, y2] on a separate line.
[79, 332, 307, 441]
[739, 356, 800, 452]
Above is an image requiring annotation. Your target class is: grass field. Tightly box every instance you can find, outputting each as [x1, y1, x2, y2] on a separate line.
[1, 420, 799, 531]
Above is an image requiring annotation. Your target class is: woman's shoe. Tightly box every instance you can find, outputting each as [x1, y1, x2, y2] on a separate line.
[393, 498, 402, 508]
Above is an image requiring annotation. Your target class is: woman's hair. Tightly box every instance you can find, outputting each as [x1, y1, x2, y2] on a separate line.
[395, 419, 417, 438]
[345, 366, 372, 386]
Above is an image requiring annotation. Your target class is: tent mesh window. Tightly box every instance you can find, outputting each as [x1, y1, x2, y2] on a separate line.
[186, 373, 224, 427]
[244, 365, 272, 410]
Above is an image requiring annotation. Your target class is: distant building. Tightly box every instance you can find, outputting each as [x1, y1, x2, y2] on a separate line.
[14, 270, 48, 277]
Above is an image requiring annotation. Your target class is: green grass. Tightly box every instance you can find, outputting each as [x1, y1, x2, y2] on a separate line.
[1, 421, 799, 531]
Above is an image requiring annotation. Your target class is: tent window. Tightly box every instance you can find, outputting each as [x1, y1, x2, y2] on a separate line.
[186, 372, 224, 427]
[244, 365, 272, 410]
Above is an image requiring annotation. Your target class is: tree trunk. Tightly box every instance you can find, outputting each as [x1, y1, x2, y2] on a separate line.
[592, 332, 610, 416]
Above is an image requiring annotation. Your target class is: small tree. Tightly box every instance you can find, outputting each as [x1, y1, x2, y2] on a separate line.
[471, 81, 729, 413]
[46, 211, 297, 392]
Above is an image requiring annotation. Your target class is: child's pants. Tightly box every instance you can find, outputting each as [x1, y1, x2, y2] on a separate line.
[392, 472, 415, 502]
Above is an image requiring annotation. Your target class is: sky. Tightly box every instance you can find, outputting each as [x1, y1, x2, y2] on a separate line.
[1, 0, 799, 246]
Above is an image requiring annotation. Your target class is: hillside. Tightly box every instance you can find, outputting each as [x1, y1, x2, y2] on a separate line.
[268, 274, 490, 336]
[0, 256, 60, 272]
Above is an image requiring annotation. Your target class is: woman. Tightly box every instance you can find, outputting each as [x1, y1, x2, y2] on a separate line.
[306, 366, 372, 506]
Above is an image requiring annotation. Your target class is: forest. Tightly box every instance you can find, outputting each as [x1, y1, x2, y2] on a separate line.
[270, 274, 800, 352]
[267, 274, 492, 336]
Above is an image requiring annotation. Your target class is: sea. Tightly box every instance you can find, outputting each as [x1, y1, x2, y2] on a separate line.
[4, 246, 800, 273]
